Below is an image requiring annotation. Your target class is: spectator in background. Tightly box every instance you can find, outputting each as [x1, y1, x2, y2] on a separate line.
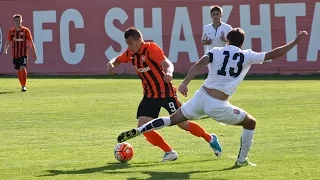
[201, 5, 233, 53]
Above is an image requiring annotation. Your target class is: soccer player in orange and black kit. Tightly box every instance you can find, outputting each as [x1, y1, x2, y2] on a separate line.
[4, 14, 37, 92]
[107, 27, 221, 162]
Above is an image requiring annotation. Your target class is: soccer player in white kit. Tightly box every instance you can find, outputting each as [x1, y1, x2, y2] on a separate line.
[201, 5, 233, 53]
[118, 28, 308, 167]
[201, 5, 232, 72]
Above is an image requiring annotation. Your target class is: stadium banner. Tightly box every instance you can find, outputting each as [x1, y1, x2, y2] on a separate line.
[0, 0, 319, 75]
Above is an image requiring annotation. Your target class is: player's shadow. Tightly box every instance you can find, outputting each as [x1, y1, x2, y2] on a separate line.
[213, 163, 257, 171]
[107, 170, 227, 180]
[0, 91, 16, 95]
[39, 162, 132, 177]
[38, 159, 216, 177]
[215, 165, 242, 171]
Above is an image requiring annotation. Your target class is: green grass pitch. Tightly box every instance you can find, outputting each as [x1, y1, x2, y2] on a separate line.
[0, 75, 319, 180]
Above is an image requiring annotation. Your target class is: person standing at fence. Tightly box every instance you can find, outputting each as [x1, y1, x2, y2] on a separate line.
[107, 27, 222, 162]
[201, 5, 233, 53]
[4, 14, 37, 92]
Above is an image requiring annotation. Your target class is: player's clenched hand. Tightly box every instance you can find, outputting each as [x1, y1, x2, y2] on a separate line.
[107, 63, 115, 75]
[295, 30, 308, 43]
[178, 83, 188, 97]
[164, 72, 172, 83]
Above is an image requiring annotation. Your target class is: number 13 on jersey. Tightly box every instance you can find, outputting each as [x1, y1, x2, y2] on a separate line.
[217, 51, 244, 77]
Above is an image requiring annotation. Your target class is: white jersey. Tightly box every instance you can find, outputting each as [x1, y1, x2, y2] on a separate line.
[202, 22, 233, 53]
[203, 45, 266, 96]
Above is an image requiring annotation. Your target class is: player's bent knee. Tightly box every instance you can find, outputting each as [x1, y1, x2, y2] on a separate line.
[242, 117, 256, 130]
[247, 118, 256, 129]
[237, 113, 256, 130]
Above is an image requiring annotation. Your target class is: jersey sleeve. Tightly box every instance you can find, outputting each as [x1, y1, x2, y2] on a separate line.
[7, 30, 12, 41]
[249, 50, 266, 64]
[116, 49, 132, 63]
[148, 43, 166, 64]
[205, 48, 216, 63]
[25, 28, 33, 41]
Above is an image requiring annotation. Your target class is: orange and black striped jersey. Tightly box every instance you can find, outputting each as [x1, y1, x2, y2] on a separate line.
[117, 42, 177, 98]
[7, 26, 33, 59]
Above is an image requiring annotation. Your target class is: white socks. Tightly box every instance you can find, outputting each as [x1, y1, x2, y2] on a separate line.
[138, 117, 171, 133]
[161, 117, 171, 126]
[237, 129, 254, 162]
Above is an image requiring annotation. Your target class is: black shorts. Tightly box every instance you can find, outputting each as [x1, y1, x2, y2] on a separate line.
[137, 96, 182, 119]
[13, 56, 27, 70]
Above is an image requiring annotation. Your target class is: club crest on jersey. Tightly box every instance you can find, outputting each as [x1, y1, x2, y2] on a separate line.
[0, 24, 2, 55]
[233, 109, 240, 114]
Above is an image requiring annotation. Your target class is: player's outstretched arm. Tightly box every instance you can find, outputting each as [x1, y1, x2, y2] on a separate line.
[179, 55, 210, 97]
[181, 55, 210, 85]
[264, 30, 308, 61]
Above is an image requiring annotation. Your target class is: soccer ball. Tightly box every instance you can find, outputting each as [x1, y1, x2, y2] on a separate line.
[114, 142, 134, 163]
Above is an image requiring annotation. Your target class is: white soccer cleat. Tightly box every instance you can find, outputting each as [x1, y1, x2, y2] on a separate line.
[162, 150, 178, 162]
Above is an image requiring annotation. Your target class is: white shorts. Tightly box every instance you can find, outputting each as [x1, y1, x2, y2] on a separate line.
[181, 87, 246, 125]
